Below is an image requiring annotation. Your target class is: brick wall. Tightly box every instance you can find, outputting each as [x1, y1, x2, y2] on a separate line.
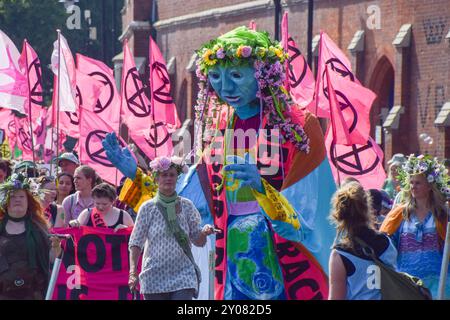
[124, 0, 450, 165]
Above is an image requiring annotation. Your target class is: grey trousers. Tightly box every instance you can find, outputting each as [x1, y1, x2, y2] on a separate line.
[144, 288, 195, 300]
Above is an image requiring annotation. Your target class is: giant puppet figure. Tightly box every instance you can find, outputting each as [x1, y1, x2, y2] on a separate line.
[103, 27, 336, 300]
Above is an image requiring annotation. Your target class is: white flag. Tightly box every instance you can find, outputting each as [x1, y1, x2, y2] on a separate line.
[51, 33, 77, 112]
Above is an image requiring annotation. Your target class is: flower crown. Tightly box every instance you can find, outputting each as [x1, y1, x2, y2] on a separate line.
[149, 156, 189, 176]
[196, 27, 288, 77]
[194, 26, 310, 154]
[0, 173, 32, 209]
[397, 154, 450, 197]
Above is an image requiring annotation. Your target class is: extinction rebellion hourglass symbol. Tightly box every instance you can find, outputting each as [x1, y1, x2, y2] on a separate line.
[324, 58, 381, 176]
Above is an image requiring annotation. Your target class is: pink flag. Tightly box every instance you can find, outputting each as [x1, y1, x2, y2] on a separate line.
[18, 40, 46, 147]
[4, 113, 17, 151]
[326, 66, 351, 145]
[249, 20, 256, 30]
[149, 36, 181, 132]
[76, 54, 121, 129]
[33, 107, 47, 146]
[50, 70, 102, 139]
[15, 112, 46, 150]
[0, 30, 27, 113]
[14, 116, 34, 160]
[314, 32, 360, 118]
[18, 40, 44, 117]
[325, 127, 386, 189]
[281, 13, 315, 108]
[0, 108, 12, 131]
[120, 40, 151, 133]
[79, 108, 125, 185]
[51, 33, 77, 113]
[75, 69, 103, 112]
[327, 69, 376, 146]
[129, 119, 173, 160]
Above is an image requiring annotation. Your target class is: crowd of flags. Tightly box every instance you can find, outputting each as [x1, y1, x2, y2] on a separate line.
[0, 16, 386, 188]
[0, 29, 178, 185]
[279, 13, 386, 188]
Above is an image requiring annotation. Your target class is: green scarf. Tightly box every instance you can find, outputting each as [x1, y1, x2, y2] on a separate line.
[0, 214, 49, 275]
[155, 190, 200, 298]
[155, 191, 189, 249]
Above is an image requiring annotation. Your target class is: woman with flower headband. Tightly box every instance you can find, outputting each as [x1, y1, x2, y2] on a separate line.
[104, 26, 336, 300]
[0, 173, 62, 299]
[380, 154, 450, 298]
[127, 156, 217, 300]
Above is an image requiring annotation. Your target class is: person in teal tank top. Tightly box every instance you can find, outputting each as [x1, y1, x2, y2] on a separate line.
[329, 181, 397, 300]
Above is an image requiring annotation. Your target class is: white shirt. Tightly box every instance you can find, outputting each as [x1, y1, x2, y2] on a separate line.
[128, 197, 203, 294]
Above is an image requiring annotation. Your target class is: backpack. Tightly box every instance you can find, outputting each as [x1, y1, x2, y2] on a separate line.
[354, 237, 432, 300]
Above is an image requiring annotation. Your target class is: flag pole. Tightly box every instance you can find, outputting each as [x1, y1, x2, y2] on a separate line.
[49, 126, 54, 175]
[326, 66, 341, 187]
[23, 39, 37, 176]
[437, 201, 450, 299]
[56, 30, 61, 173]
[149, 36, 157, 158]
[117, 39, 128, 186]
[314, 33, 323, 118]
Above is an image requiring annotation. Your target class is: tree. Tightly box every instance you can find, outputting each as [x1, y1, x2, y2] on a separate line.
[0, 0, 121, 105]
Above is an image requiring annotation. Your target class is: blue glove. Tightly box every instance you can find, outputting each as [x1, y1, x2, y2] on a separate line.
[102, 132, 137, 180]
[224, 154, 263, 193]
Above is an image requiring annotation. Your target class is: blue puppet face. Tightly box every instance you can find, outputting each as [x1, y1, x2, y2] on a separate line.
[208, 65, 259, 119]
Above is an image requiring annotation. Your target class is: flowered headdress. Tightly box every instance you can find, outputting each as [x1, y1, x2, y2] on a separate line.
[397, 154, 450, 197]
[0, 173, 32, 209]
[194, 26, 310, 153]
[149, 156, 189, 176]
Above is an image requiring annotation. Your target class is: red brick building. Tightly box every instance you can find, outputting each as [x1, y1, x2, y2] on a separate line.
[117, 0, 450, 165]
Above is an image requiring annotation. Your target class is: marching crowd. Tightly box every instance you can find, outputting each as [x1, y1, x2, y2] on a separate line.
[0, 150, 448, 300]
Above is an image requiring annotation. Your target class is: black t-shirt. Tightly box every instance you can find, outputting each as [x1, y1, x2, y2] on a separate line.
[0, 227, 49, 299]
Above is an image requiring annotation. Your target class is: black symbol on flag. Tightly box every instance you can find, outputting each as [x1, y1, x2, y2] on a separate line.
[64, 86, 81, 125]
[18, 127, 32, 151]
[330, 139, 380, 176]
[144, 122, 170, 148]
[324, 58, 355, 82]
[151, 61, 173, 104]
[7, 120, 16, 135]
[64, 111, 79, 126]
[86, 130, 126, 167]
[88, 71, 114, 113]
[28, 58, 44, 106]
[287, 37, 307, 89]
[125, 67, 151, 117]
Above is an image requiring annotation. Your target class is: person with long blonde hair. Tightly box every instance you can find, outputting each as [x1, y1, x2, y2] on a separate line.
[329, 182, 397, 300]
[380, 154, 450, 298]
[0, 173, 61, 299]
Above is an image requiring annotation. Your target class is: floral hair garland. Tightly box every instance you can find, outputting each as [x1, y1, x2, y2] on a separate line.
[194, 26, 310, 153]
[0, 173, 32, 209]
[149, 156, 189, 176]
[397, 154, 450, 197]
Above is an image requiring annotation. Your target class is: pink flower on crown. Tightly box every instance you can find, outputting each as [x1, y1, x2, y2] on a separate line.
[216, 48, 225, 59]
[150, 156, 172, 172]
[159, 157, 172, 171]
[241, 46, 252, 58]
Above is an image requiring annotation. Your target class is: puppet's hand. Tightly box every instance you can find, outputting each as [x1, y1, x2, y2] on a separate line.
[224, 155, 263, 193]
[102, 132, 137, 180]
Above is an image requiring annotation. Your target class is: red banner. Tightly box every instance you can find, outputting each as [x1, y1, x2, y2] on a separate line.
[51, 227, 141, 300]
